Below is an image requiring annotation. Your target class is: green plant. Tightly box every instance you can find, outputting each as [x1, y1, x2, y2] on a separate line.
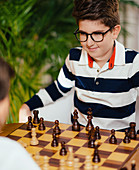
[0, 0, 78, 123]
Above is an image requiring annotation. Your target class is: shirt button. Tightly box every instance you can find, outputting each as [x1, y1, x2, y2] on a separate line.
[97, 69, 99, 72]
[96, 81, 99, 85]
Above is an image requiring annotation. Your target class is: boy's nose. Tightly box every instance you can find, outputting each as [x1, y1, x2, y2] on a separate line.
[86, 35, 95, 47]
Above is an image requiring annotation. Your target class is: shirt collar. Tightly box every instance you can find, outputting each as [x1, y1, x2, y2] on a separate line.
[78, 40, 125, 68]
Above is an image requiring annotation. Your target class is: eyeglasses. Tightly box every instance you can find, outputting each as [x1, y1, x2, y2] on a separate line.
[74, 27, 113, 42]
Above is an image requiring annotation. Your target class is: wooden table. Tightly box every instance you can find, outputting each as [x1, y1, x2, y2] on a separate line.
[0, 123, 139, 169]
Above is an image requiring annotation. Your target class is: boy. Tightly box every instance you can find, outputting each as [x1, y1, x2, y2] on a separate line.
[19, 0, 139, 131]
[0, 58, 40, 170]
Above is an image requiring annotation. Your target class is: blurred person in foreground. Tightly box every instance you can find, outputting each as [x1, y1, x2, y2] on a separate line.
[0, 57, 40, 170]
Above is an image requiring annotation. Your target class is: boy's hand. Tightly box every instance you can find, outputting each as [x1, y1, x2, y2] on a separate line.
[19, 104, 32, 123]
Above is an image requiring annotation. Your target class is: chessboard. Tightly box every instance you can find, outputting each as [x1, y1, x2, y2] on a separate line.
[6, 120, 139, 170]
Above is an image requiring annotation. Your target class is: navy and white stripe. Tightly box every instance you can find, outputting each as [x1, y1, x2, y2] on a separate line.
[26, 41, 139, 130]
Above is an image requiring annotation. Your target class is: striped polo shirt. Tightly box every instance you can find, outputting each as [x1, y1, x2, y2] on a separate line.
[26, 40, 139, 130]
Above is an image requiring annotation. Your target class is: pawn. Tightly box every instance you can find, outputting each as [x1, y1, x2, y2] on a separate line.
[92, 142, 101, 163]
[27, 116, 33, 130]
[59, 159, 66, 170]
[43, 156, 49, 170]
[86, 108, 94, 131]
[131, 160, 136, 170]
[66, 147, 74, 167]
[33, 110, 40, 124]
[73, 158, 80, 170]
[38, 117, 45, 131]
[72, 109, 80, 131]
[123, 129, 130, 143]
[84, 155, 93, 170]
[95, 126, 101, 140]
[60, 141, 67, 156]
[109, 129, 117, 144]
[53, 120, 61, 135]
[129, 122, 137, 139]
[51, 133, 58, 147]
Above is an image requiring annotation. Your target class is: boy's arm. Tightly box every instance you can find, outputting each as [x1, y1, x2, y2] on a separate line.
[19, 54, 75, 122]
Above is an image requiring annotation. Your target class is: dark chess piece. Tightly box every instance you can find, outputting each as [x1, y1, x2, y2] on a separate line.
[38, 117, 45, 131]
[27, 116, 33, 130]
[131, 160, 136, 170]
[92, 142, 101, 163]
[59, 141, 67, 156]
[51, 133, 58, 147]
[95, 126, 101, 140]
[123, 129, 130, 143]
[72, 109, 80, 131]
[88, 129, 96, 148]
[33, 110, 40, 124]
[86, 108, 94, 131]
[129, 122, 137, 139]
[53, 120, 61, 135]
[109, 129, 117, 144]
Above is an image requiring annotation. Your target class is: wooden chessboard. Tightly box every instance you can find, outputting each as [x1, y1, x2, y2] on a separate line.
[6, 121, 139, 170]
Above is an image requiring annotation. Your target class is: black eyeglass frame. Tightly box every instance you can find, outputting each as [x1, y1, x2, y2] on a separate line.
[74, 27, 113, 42]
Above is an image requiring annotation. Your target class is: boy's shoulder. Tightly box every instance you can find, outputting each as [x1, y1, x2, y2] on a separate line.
[69, 46, 83, 61]
[125, 48, 139, 64]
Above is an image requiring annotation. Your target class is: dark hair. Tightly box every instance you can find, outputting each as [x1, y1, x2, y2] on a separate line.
[72, 0, 120, 28]
[0, 58, 15, 100]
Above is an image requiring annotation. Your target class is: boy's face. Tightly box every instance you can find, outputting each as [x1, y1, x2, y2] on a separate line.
[78, 20, 120, 64]
[0, 95, 10, 130]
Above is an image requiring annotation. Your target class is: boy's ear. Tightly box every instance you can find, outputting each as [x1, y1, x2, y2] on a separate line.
[112, 25, 121, 40]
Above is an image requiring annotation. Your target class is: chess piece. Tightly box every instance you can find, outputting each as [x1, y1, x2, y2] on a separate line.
[123, 129, 130, 143]
[53, 120, 61, 135]
[27, 116, 33, 130]
[35, 152, 40, 166]
[109, 129, 117, 144]
[73, 158, 80, 170]
[30, 127, 39, 145]
[92, 142, 101, 163]
[86, 108, 94, 131]
[38, 117, 45, 131]
[60, 141, 67, 156]
[66, 147, 74, 167]
[95, 126, 101, 140]
[72, 109, 80, 131]
[131, 160, 136, 170]
[88, 129, 96, 148]
[84, 155, 93, 170]
[33, 110, 40, 124]
[43, 156, 49, 170]
[59, 159, 66, 170]
[129, 122, 137, 139]
[51, 133, 58, 147]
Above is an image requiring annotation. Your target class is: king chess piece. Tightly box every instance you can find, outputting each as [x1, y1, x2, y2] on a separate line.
[33, 110, 40, 124]
[72, 109, 80, 131]
[86, 108, 94, 131]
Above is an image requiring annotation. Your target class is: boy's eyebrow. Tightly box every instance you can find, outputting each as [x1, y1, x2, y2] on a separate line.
[79, 29, 105, 33]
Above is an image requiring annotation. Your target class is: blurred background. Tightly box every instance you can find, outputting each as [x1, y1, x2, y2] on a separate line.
[0, 0, 138, 123]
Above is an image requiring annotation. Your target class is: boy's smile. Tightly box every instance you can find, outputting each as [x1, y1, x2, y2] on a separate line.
[79, 20, 120, 68]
